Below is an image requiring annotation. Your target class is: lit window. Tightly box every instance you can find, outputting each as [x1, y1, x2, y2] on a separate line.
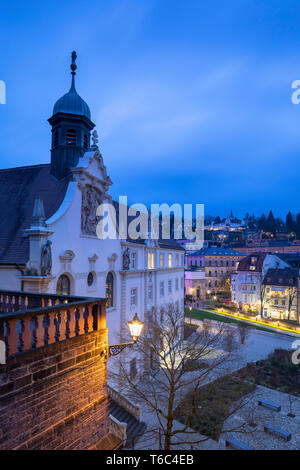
[56, 274, 70, 295]
[168, 254, 172, 268]
[106, 272, 114, 308]
[148, 252, 154, 269]
[130, 288, 137, 306]
[160, 253, 164, 267]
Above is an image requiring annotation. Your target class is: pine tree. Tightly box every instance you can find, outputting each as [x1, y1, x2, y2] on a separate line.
[286, 211, 294, 234]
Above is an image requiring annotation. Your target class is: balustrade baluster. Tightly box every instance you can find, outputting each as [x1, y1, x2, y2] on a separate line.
[30, 316, 38, 349]
[65, 310, 71, 339]
[6, 319, 18, 355]
[75, 308, 80, 336]
[17, 319, 24, 352]
[54, 312, 61, 342]
[83, 307, 89, 333]
[43, 313, 50, 346]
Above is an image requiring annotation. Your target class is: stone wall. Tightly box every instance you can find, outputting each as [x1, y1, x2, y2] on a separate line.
[0, 328, 109, 450]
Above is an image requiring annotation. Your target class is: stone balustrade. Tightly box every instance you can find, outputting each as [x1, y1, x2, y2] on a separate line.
[109, 415, 127, 444]
[107, 384, 141, 421]
[0, 290, 85, 313]
[0, 291, 106, 360]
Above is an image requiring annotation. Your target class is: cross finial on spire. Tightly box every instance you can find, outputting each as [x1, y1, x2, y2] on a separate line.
[71, 51, 77, 76]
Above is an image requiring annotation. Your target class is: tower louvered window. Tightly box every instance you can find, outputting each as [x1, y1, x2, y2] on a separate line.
[66, 129, 76, 146]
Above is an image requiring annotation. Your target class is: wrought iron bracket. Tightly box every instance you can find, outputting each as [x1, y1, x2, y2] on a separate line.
[101, 341, 136, 360]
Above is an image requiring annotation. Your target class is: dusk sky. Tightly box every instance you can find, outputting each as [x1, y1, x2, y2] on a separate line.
[1, 0, 300, 218]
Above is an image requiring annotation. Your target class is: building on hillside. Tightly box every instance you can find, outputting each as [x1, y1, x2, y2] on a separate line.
[231, 253, 290, 316]
[229, 239, 300, 255]
[186, 247, 245, 299]
[0, 52, 185, 383]
[262, 268, 299, 322]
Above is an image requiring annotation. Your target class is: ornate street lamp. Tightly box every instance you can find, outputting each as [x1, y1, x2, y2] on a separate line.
[101, 313, 144, 360]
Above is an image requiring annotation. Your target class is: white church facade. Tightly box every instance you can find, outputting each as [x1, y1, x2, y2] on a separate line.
[0, 52, 185, 378]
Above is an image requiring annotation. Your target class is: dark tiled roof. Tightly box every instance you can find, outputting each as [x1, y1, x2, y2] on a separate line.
[237, 253, 267, 272]
[263, 268, 299, 287]
[190, 247, 245, 257]
[110, 398, 147, 448]
[0, 164, 70, 265]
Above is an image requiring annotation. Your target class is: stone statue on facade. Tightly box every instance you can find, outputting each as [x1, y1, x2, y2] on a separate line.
[122, 248, 130, 270]
[41, 240, 52, 276]
[81, 185, 102, 235]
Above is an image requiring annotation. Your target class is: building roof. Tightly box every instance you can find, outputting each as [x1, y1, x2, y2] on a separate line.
[263, 267, 299, 287]
[276, 253, 300, 267]
[237, 253, 267, 272]
[0, 164, 70, 265]
[190, 247, 245, 257]
[53, 80, 91, 120]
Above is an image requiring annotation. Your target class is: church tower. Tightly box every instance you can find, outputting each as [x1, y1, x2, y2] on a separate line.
[48, 51, 95, 180]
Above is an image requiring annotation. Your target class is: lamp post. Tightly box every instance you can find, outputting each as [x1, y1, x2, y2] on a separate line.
[101, 313, 144, 360]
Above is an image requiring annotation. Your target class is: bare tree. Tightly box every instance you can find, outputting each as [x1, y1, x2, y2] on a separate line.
[237, 322, 250, 345]
[259, 281, 268, 317]
[286, 286, 297, 321]
[112, 305, 255, 450]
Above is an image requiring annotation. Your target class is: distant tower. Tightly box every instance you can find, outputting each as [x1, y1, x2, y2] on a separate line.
[48, 51, 95, 180]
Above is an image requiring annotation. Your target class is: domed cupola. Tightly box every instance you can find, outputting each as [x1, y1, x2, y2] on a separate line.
[49, 51, 95, 180]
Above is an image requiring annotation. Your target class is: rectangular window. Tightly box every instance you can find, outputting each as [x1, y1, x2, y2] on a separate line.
[148, 284, 153, 300]
[175, 278, 179, 291]
[131, 251, 137, 269]
[130, 288, 137, 306]
[130, 358, 137, 379]
[176, 254, 179, 266]
[181, 277, 184, 289]
[148, 252, 154, 269]
[160, 281, 164, 297]
[160, 253, 164, 267]
[168, 253, 172, 268]
[168, 279, 172, 294]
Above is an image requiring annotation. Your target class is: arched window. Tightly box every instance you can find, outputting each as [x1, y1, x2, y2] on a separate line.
[106, 272, 114, 308]
[66, 129, 76, 146]
[56, 274, 70, 295]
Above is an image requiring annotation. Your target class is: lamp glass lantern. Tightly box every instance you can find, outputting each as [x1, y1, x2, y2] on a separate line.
[128, 313, 144, 341]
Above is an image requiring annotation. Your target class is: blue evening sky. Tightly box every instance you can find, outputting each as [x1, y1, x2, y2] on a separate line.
[0, 0, 300, 218]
